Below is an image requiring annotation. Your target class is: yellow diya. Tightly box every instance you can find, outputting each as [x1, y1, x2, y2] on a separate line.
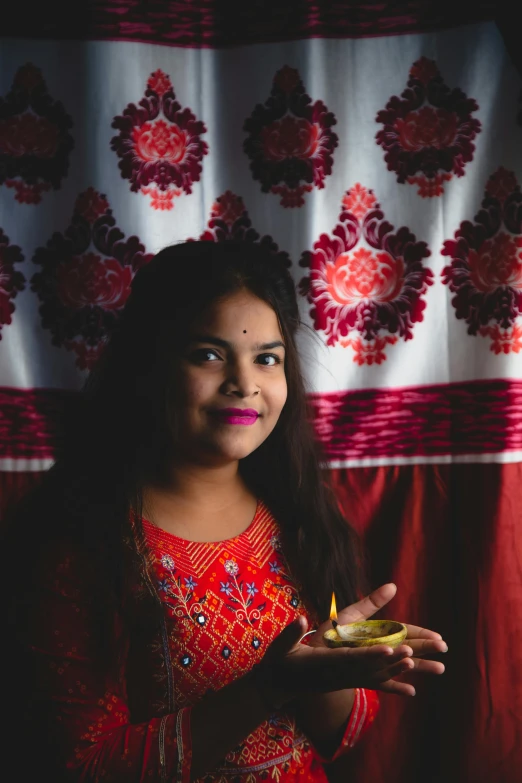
[323, 593, 407, 649]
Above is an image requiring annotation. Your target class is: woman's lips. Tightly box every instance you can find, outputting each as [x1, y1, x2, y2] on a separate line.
[210, 408, 260, 426]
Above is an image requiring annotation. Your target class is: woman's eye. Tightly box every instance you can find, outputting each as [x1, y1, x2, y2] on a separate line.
[257, 353, 280, 366]
[191, 349, 221, 362]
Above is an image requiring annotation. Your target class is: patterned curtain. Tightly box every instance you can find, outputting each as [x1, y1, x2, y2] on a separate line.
[1, 3, 520, 782]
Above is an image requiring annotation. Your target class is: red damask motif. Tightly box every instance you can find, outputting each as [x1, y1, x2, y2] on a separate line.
[111, 69, 208, 211]
[299, 183, 433, 365]
[193, 190, 291, 268]
[485, 166, 518, 205]
[342, 184, 377, 220]
[479, 324, 522, 355]
[376, 57, 480, 197]
[0, 230, 25, 337]
[442, 167, 522, 354]
[0, 63, 74, 204]
[243, 65, 338, 207]
[31, 188, 153, 370]
[74, 188, 109, 223]
[56, 254, 132, 311]
[342, 334, 399, 366]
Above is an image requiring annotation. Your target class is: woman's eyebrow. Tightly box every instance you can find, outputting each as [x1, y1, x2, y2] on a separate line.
[254, 340, 285, 350]
[190, 335, 285, 351]
[191, 334, 230, 349]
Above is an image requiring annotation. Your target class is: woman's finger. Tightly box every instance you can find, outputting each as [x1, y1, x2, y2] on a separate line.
[409, 657, 446, 675]
[407, 638, 448, 657]
[367, 655, 444, 683]
[334, 643, 413, 672]
[367, 653, 445, 689]
[331, 643, 395, 660]
[338, 583, 397, 623]
[393, 644, 414, 658]
[377, 678, 416, 697]
[374, 657, 415, 682]
[405, 624, 444, 641]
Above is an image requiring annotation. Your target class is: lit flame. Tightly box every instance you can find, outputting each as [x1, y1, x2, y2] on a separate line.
[330, 592, 338, 623]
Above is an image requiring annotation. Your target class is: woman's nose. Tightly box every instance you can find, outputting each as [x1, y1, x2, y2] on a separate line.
[222, 362, 260, 398]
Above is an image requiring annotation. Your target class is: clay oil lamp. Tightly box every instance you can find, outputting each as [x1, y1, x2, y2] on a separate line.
[323, 592, 408, 649]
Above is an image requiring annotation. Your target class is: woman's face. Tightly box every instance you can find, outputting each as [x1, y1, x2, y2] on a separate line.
[172, 289, 288, 465]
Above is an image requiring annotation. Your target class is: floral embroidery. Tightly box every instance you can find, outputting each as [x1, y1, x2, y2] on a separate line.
[269, 556, 301, 610]
[224, 559, 240, 576]
[157, 578, 170, 593]
[221, 562, 266, 626]
[269, 714, 299, 741]
[157, 553, 205, 625]
[268, 533, 302, 610]
[270, 535, 282, 552]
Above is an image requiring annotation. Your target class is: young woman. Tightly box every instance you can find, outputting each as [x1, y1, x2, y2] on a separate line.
[5, 240, 447, 782]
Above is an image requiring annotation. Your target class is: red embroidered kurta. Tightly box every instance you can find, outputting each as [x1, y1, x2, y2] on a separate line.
[26, 501, 378, 781]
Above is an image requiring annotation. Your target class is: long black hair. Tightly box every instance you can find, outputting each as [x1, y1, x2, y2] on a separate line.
[5, 240, 367, 666]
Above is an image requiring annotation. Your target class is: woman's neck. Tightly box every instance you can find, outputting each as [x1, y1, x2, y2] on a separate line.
[142, 459, 258, 542]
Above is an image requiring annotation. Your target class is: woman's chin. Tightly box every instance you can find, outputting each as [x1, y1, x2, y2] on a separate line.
[215, 446, 258, 463]
[174, 430, 267, 466]
[204, 435, 262, 463]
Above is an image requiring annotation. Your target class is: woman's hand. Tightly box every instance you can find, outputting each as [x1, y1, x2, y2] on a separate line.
[306, 582, 448, 697]
[257, 583, 447, 703]
[254, 635, 415, 705]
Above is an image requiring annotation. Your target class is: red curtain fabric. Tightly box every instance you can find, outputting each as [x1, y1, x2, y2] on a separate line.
[0, 470, 42, 524]
[327, 463, 522, 783]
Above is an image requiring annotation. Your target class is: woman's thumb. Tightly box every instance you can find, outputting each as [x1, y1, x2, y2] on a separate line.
[267, 616, 308, 660]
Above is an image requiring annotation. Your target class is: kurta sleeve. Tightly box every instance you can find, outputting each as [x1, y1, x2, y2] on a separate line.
[20, 544, 193, 783]
[310, 688, 380, 764]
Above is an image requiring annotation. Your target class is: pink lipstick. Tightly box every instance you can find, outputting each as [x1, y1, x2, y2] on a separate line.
[211, 408, 260, 426]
